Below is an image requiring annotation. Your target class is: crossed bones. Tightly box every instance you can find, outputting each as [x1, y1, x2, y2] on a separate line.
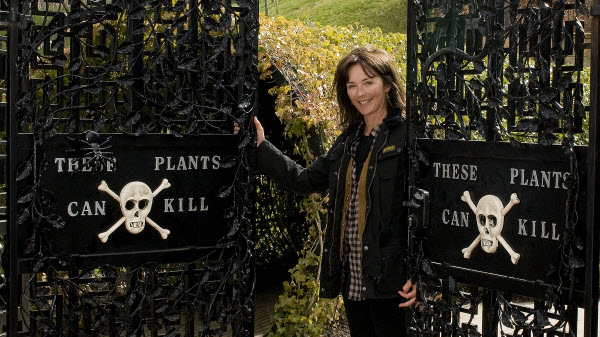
[461, 191, 521, 264]
[97, 179, 171, 243]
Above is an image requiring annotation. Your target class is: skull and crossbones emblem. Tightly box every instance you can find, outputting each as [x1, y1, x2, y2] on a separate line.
[97, 179, 171, 243]
[461, 191, 521, 264]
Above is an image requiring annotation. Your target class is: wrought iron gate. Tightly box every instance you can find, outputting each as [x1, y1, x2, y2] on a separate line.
[406, 0, 599, 336]
[1, 0, 259, 336]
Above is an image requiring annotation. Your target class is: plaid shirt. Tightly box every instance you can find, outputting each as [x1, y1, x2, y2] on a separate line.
[344, 122, 382, 301]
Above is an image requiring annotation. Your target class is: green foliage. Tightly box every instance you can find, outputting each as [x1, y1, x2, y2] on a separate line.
[265, 193, 344, 336]
[259, 16, 407, 336]
[260, 15, 407, 161]
[574, 66, 591, 146]
[268, 248, 343, 336]
[259, 0, 407, 33]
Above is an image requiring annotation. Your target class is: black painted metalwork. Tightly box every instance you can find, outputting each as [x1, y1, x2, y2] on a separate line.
[406, 0, 595, 336]
[584, 0, 600, 335]
[408, 0, 589, 143]
[3, 0, 259, 336]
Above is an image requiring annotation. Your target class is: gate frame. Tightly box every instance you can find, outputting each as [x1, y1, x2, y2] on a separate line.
[406, 0, 600, 335]
[3, 0, 259, 335]
[7, 0, 20, 335]
[584, 0, 600, 335]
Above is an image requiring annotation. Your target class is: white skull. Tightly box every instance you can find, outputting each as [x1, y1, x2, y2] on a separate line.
[119, 182, 153, 234]
[475, 195, 504, 253]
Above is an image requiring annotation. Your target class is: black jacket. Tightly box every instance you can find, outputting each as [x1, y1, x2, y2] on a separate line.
[257, 113, 408, 299]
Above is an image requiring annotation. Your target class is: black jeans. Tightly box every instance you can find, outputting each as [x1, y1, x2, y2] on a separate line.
[344, 297, 408, 337]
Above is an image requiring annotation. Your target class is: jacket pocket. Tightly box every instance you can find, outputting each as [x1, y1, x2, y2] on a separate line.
[376, 245, 406, 294]
[377, 148, 404, 179]
[375, 151, 406, 224]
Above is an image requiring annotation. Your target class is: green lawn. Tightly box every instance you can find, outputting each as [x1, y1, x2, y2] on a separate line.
[259, 0, 408, 33]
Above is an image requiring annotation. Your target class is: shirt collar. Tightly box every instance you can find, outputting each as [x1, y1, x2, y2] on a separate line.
[355, 120, 383, 138]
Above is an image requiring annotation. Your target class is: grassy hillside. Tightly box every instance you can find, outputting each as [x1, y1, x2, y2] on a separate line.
[259, 0, 407, 33]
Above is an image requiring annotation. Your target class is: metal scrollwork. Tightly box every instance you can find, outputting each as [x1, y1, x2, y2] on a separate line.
[407, 0, 590, 335]
[5, 0, 258, 336]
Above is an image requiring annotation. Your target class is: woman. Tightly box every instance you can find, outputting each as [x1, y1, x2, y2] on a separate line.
[251, 47, 416, 336]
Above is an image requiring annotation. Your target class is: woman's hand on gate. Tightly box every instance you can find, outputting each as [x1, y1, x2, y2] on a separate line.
[253, 117, 265, 147]
[398, 279, 418, 308]
[233, 117, 264, 147]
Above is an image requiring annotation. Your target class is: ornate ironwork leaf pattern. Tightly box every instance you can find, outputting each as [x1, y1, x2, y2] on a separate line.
[7, 0, 258, 336]
[407, 0, 589, 335]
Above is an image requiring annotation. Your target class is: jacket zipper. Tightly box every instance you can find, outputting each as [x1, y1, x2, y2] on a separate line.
[329, 138, 351, 277]
[358, 130, 388, 294]
[365, 129, 389, 224]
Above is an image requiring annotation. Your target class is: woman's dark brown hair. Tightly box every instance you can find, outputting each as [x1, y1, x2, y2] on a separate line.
[332, 46, 406, 129]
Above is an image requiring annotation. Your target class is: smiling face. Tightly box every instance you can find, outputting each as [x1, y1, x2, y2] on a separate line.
[346, 63, 390, 124]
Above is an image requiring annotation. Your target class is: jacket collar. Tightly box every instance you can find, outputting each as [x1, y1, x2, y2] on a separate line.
[346, 109, 404, 141]
[382, 108, 404, 129]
